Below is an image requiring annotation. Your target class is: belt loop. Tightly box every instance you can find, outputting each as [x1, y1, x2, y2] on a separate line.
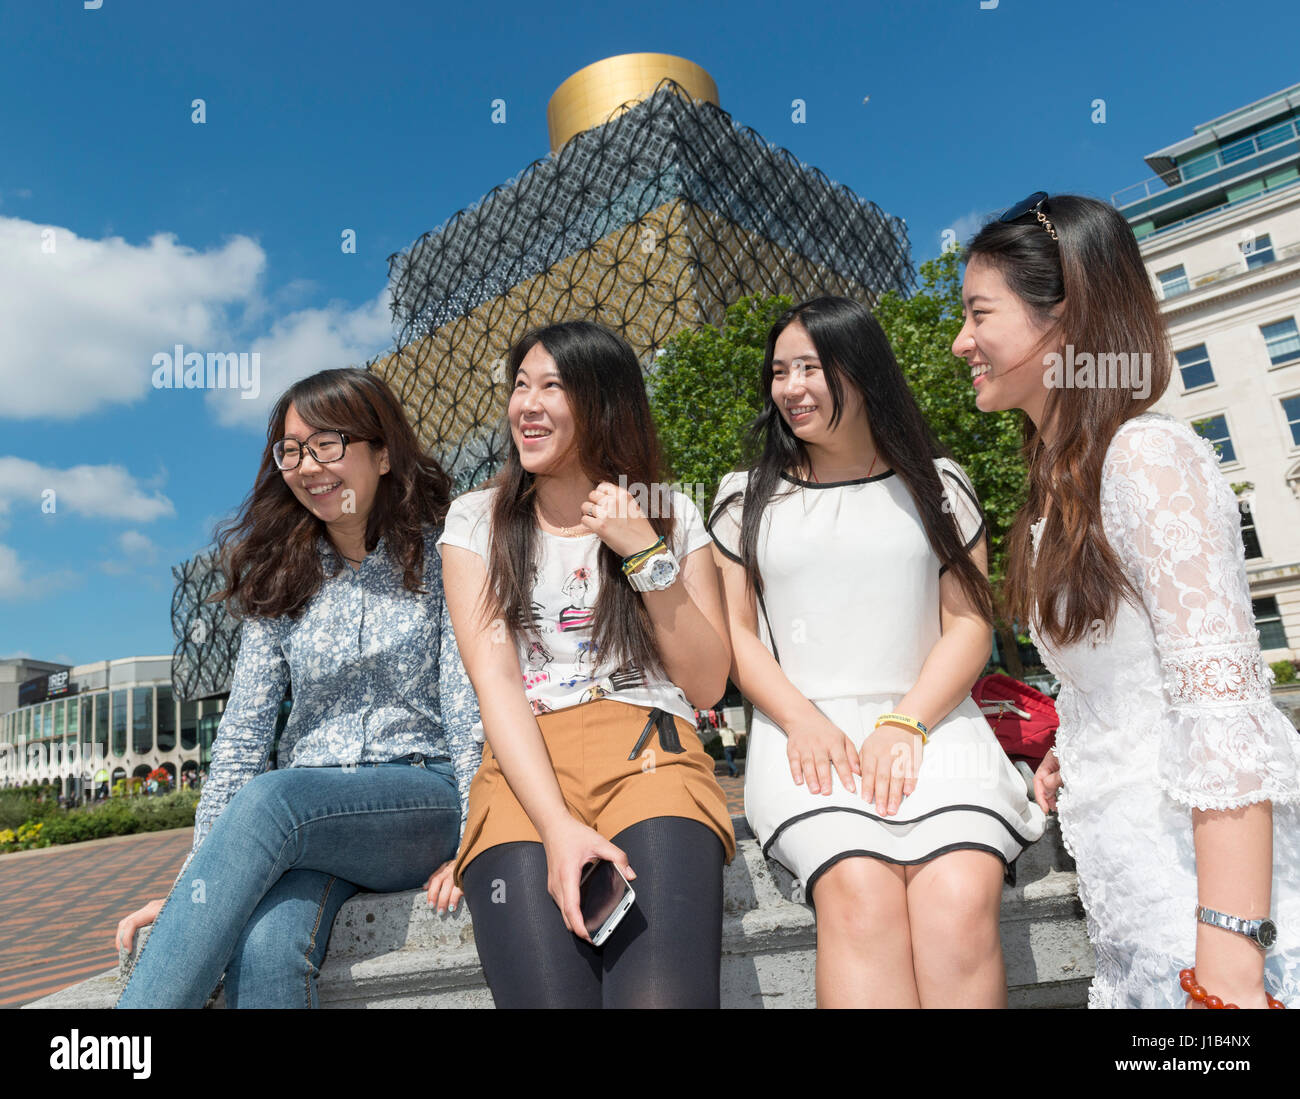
[627, 708, 686, 762]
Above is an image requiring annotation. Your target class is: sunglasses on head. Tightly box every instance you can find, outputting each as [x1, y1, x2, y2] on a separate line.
[998, 191, 1059, 242]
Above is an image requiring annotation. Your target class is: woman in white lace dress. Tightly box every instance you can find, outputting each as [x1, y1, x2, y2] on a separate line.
[953, 192, 1298, 1009]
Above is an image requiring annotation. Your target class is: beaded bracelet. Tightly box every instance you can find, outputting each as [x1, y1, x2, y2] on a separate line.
[1179, 968, 1286, 1009]
[874, 713, 929, 745]
[621, 536, 666, 575]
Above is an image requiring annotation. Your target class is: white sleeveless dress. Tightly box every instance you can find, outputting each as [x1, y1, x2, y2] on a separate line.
[1029, 413, 1300, 1008]
[708, 459, 1046, 898]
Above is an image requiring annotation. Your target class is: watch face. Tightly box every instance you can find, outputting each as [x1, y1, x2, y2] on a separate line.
[649, 558, 677, 588]
[1258, 920, 1278, 948]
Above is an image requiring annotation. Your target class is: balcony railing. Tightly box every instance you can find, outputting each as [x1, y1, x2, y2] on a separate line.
[1156, 239, 1300, 300]
[1114, 117, 1300, 209]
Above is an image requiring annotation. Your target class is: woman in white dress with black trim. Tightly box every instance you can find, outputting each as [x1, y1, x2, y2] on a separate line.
[709, 296, 1045, 1008]
[955, 191, 1298, 1008]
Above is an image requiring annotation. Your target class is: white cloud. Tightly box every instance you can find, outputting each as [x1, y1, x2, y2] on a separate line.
[0, 542, 79, 602]
[204, 289, 395, 429]
[940, 208, 993, 253]
[0, 215, 264, 419]
[101, 529, 161, 575]
[0, 543, 25, 598]
[0, 457, 175, 521]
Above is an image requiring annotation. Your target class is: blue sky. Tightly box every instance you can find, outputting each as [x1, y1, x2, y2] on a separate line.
[2, 0, 1298, 666]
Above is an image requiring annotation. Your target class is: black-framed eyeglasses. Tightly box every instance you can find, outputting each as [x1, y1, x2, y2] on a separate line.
[999, 190, 1059, 242]
[272, 430, 358, 471]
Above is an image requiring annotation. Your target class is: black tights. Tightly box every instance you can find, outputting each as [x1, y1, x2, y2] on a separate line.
[461, 817, 725, 1008]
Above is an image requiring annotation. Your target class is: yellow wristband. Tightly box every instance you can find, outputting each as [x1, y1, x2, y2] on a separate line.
[874, 712, 929, 744]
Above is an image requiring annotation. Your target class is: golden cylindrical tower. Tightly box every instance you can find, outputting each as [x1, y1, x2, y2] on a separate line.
[547, 53, 719, 153]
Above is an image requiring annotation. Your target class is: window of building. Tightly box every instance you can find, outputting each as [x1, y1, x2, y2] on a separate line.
[1283, 394, 1300, 447]
[1262, 318, 1300, 367]
[157, 686, 176, 752]
[1242, 232, 1275, 270]
[1192, 414, 1237, 463]
[111, 690, 127, 756]
[53, 700, 65, 738]
[132, 687, 153, 755]
[1175, 344, 1214, 390]
[1253, 597, 1289, 650]
[94, 693, 108, 753]
[1158, 265, 1190, 299]
[1239, 501, 1263, 559]
[181, 699, 198, 751]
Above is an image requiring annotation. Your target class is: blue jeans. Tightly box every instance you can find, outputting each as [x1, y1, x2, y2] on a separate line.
[117, 756, 459, 1009]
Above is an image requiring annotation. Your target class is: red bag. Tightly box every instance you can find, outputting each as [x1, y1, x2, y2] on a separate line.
[971, 673, 1059, 770]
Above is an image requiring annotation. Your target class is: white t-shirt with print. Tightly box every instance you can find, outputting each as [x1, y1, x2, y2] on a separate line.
[435, 486, 713, 724]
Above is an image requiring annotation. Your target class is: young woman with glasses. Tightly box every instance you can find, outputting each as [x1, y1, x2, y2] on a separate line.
[709, 296, 1045, 1008]
[954, 192, 1297, 1009]
[431, 320, 735, 1008]
[115, 368, 481, 1008]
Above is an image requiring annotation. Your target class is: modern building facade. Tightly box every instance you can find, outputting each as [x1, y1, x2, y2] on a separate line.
[170, 53, 915, 701]
[1114, 81, 1300, 662]
[0, 656, 227, 795]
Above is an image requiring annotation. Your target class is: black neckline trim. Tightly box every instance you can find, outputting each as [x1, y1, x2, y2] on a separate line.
[779, 469, 896, 489]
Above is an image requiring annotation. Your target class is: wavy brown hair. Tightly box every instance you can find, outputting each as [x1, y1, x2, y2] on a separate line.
[213, 368, 452, 619]
[480, 321, 675, 678]
[965, 194, 1171, 647]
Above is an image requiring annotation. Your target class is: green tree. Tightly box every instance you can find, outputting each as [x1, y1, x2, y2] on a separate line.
[647, 293, 791, 503]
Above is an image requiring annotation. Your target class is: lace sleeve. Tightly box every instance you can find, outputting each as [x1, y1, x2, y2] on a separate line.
[1103, 417, 1300, 811]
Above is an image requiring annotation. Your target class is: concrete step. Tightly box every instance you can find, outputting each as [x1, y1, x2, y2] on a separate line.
[28, 816, 1090, 1009]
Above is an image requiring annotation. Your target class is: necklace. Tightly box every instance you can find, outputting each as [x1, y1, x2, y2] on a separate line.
[534, 499, 588, 537]
[807, 449, 877, 483]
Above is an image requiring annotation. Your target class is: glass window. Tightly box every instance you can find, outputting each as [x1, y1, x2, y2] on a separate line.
[1253, 597, 1288, 650]
[1192, 414, 1237, 463]
[68, 698, 79, 735]
[1158, 265, 1189, 299]
[1176, 344, 1214, 390]
[132, 687, 153, 755]
[157, 686, 176, 752]
[1261, 319, 1300, 366]
[181, 699, 199, 751]
[111, 690, 127, 757]
[53, 700, 65, 738]
[1242, 232, 1275, 270]
[94, 693, 108, 753]
[1283, 394, 1300, 446]
[79, 696, 92, 745]
[1239, 502, 1263, 559]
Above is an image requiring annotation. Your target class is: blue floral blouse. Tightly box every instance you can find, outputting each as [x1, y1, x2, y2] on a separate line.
[187, 523, 482, 863]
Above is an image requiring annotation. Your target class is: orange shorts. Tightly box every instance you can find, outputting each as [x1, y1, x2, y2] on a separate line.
[453, 699, 736, 887]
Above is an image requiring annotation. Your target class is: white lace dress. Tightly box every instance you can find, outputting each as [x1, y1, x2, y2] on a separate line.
[1029, 413, 1300, 1008]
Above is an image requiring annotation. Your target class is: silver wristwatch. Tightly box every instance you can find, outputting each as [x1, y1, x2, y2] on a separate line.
[626, 549, 680, 592]
[1195, 905, 1278, 950]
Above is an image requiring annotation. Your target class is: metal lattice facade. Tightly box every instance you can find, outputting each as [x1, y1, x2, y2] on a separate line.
[170, 78, 913, 700]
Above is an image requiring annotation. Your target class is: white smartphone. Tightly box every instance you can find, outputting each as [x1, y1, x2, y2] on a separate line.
[579, 859, 636, 946]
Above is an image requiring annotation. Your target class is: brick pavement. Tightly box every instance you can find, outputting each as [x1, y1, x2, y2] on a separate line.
[0, 771, 748, 1009]
[0, 828, 193, 1008]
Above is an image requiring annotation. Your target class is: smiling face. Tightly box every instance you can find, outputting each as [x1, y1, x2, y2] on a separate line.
[279, 402, 388, 527]
[770, 320, 866, 445]
[509, 341, 580, 477]
[953, 256, 1062, 424]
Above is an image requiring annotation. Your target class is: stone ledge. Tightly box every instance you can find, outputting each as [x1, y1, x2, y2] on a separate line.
[27, 817, 1090, 1009]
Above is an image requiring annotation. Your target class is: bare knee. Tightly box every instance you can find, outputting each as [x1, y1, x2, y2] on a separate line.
[812, 856, 908, 941]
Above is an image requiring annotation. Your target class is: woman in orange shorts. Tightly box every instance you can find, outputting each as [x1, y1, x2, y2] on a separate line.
[428, 320, 736, 1008]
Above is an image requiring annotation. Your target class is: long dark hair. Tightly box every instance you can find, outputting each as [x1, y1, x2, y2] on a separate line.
[214, 368, 452, 619]
[481, 321, 675, 677]
[965, 195, 1171, 647]
[715, 296, 993, 623]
